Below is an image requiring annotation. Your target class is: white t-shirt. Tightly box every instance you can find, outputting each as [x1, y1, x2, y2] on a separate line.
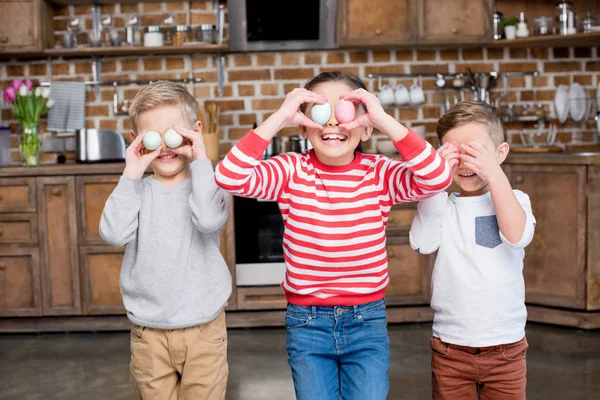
[409, 190, 536, 347]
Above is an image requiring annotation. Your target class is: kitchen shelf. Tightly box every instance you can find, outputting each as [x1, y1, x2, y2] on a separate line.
[488, 31, 600, 48]
[46, 0, 163, 5]
[43, 43, 228, 58]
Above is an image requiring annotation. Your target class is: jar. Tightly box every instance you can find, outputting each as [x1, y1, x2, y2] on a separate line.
[556, 1, 574, 35]
[533, 16, 554, 35]
[493, 11, 503, 40]
[580, 10, 598, 33]
[196, 24, 217, 44]
[143, 26, 164, 47]
[173, 25, 192, 46]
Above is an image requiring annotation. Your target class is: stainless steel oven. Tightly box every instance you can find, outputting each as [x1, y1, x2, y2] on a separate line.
[233, 196, 286, 286]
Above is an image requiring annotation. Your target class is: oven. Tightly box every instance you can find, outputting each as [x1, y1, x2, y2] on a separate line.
[233, 196, 287, 286]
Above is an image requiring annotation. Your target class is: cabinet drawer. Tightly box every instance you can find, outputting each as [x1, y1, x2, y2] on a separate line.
[0, 248, 42, 316]
[237, 286, 287, 310]
[0, 213, 38, 245]
[0, 178, 36, 212]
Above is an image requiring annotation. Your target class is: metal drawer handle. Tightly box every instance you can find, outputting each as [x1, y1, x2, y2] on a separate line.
[51, 187, 62, 196]
[388, 215, 394, 224]
[387, 250, 395, 259]
[0, 262, 5, 269]
[515, 175, 524, 184]
[0, 37, 8, 44]
[375, 28, 383, 36]
[452, 28, 459, 34]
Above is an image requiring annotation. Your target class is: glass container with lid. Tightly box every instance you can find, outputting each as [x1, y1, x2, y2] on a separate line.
[580, 10, 598, 33]
[173, 25, 192, 46]
[534, 16, 554, 35]
[556, 1, 574, 35]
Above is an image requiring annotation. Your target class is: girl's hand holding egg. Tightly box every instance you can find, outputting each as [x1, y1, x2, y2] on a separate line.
[334, 99, 356, 124]
[310, 102, 332, 125]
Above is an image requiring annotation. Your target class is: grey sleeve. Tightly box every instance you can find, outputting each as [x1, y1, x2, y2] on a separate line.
[99, 176, 142, 246]
[189, 159, 231, 233]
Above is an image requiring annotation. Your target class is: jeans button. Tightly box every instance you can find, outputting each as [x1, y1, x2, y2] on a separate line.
[336, 308, 342, 315]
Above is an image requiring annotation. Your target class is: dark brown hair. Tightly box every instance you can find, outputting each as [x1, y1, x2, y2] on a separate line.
[299, 71, 367, 113]
[437, 101, 505, 146]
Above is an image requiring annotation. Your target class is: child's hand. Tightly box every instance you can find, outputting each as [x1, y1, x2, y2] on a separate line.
[123, 132, 162, 180]
[172, 126, 207, 161]
[337, 89, 388, 132]
[437, 143, 460, 170]
[275, 88, 328, 129]
[460, 141, 503, 181]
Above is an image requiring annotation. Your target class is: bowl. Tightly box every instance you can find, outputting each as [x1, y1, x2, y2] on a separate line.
[376, 139, 398, 155]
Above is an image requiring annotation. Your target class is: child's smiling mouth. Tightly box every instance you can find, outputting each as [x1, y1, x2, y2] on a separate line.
[321, 132, 348, 146]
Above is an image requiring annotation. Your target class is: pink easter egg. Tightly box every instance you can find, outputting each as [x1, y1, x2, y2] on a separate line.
[335, 99, 356, 124]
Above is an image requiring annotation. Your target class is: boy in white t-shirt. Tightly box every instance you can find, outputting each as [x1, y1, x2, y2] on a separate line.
[410, 101, 535, 400]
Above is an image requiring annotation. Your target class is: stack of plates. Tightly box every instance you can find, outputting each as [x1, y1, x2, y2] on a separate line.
[554, 85, 570, 124]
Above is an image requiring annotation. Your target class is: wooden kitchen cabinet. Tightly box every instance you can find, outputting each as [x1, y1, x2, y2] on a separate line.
[337, 0, 418, 47]
[76, 175, 120, 246]
[0, 213, 38, 245]
[418, 0, 493, 44]
[0, 247, 42, 316]
[79, 245, 125, 315]
[385, 236, 433, 305]
[0, 0, 53, 52]
[37, 177, 81, 315]
[0, 177, 37, 213]
[507, 164, 587, 310]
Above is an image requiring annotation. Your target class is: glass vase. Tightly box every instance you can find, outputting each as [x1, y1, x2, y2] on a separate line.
[19, 121, 41, 167]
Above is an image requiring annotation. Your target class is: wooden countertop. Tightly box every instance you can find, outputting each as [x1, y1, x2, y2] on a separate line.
[1, 152, 600, 178]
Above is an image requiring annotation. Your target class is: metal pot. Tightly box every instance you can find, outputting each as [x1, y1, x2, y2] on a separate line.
[289, 135, 309, 153]
[263, 136, 283, 159]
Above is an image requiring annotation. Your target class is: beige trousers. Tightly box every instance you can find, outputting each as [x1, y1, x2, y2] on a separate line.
[130, 310, 228, 400]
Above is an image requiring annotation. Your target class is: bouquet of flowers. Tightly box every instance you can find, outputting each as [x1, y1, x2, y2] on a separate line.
[3, 79, 54, 166]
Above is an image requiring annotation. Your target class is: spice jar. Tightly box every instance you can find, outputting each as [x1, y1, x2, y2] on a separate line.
[580, 10, 598, 33]
[144, 26, 164, 47]
[533, 17, 554, 35]
[196, 24, 217, 44]
[173, 25, 192, 46]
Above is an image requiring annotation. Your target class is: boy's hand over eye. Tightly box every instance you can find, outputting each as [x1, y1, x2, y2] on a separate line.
[460, 141, 503, 182]
[437, 143, 460, 170]
[123, 131, 162, 180]
[172, 126, 207, 161]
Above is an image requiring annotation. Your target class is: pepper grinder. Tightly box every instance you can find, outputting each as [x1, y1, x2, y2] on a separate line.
[516, 11, 529, 38]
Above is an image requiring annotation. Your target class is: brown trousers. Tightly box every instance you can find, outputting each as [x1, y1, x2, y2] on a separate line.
[130, 310, 228, 400]
[431, 336, 528, 400]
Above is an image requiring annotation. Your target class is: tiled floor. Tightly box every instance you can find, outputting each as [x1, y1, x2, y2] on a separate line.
[0, 322, 599, 399]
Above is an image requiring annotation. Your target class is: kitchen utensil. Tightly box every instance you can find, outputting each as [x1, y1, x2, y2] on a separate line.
[534, 16, 554, 35]
[76, 129, 126, 163]
[409, 80, 425, 105]
[126, 16, 139, 46]
[556, 1, 574, 35]
[377, 85, 395, 106]
[435, 74, 446, 88]
[568, 83, 587, 122]
[264, 136, 283, 159]
[394, 84, 410, 106]
[554, 84, 570, 123]
[205, 101, 220, 133]
[493, 11, 503, 39]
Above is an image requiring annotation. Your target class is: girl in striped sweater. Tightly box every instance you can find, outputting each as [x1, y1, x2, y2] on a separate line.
[215, 71, 452, 399]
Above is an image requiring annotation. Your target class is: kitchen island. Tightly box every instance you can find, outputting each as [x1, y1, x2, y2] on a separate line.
[0, 153, 599, 331]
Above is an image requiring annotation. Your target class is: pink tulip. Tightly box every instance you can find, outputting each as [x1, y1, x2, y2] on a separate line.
[24, 79, 33, 90]
[11, 80, 23, 91]
[3, 86, 17, 102]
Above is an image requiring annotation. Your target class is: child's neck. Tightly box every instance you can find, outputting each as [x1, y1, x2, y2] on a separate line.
[459, 185, 490, 197]
[314, 151, 355, 167]
[153, 167, 191, 189]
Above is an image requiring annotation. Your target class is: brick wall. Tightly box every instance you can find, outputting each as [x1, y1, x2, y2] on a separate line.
[1, 2, 599, 164]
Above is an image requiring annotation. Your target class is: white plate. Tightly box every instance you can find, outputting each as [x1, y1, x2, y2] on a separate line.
[554, 85, 569, 124]
[568, 83, 587, 122]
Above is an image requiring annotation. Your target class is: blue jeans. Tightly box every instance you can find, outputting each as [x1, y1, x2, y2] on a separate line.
[285, 299, 390, 400]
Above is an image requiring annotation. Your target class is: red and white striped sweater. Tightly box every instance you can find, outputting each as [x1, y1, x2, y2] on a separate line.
[215, 130, 452, 306]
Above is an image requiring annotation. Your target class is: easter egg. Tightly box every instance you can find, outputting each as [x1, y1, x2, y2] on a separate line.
[335, 99, 356, 124]
[164, 128, 183, 148]
[310, 102, 332, 125]
[143, 130, 162, 150]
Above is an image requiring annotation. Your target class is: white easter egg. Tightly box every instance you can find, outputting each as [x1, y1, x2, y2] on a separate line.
[164, 128, 183, 148]
[310, 102, 332, 125]
[143, 130, 162, 150]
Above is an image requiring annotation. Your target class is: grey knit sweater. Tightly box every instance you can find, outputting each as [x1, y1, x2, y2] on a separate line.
[99, 159, 232, 329]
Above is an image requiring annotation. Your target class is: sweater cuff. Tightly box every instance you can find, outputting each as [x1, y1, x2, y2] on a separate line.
[114, 176, 143, 198]
[238, 130, 271, 159]
[394, 129, 427, 161]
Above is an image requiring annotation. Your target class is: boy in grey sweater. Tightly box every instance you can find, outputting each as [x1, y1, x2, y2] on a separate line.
[100, 81, 232, 400]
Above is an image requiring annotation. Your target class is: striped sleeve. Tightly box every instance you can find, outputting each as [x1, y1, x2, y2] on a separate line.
[214, 130, 293, 201]
[383, 130, 452, 204]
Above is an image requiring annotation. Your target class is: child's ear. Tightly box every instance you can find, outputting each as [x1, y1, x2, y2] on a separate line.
[194, 120, 202, 133]
[129, 130, 136, 142]
[497, 142, 510, 164]
[361, 127, 373, 142]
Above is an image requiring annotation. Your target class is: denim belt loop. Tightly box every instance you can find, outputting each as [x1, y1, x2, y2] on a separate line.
[311, 306, 317, 318]
[353, 305, 359, 316]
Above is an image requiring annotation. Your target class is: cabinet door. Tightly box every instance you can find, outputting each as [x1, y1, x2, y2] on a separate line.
[76, 176, 120, 246]
[0, 247, 41, 316]
[586, 166, 600, 310]
[385, 236, 433, 305]
[0, 213, 38, 245]
[37, 177, 81, 315]
[79, 246, 125, 315]
[509, 165, 587, 309]
[418, 0, 493, 43]
[337, 0, 418, 47]
[0, 0, 39, 51]
[0, 177, 36, 213]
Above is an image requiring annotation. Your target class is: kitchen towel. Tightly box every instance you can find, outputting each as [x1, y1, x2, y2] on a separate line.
[47, 81, 86, 136]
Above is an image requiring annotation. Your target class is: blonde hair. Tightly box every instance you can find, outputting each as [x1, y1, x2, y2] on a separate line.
[129, 81, 198, 133]
[437, 101, 505, 146]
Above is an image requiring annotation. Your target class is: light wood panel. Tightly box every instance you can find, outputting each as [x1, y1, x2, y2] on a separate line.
[419, 0, 493, 43]
[0, 178, 36, 213]
[76, 176, 120, 245]
[0, 247, 41, 316]
[0, 213, 38, 245]
[79, 246, 126, 315]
